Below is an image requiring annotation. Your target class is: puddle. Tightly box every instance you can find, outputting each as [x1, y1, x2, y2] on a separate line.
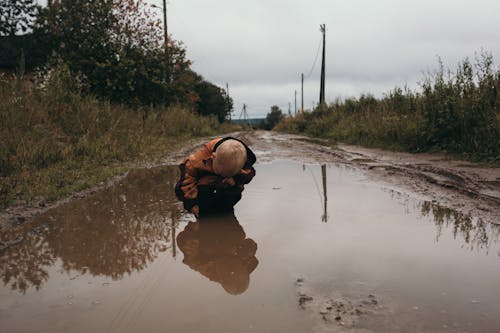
[1, 161, 500, 332]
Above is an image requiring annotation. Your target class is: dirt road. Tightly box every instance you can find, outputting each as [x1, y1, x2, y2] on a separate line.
[1, 130, 498, 229]
[243, 131, 499, 225]
[1, 130, 499, 333]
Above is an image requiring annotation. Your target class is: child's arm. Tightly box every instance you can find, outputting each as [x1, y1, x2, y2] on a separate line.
[175, 139, 221, 214]
[175, 160, 199, 212]
[233, 166, 256, 185]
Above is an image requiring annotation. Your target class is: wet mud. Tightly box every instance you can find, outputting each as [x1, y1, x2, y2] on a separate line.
[245, 131, 499, 225]
[1, 131, 500, 332]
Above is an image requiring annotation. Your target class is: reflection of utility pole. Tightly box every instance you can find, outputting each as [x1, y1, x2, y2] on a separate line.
[319, 24, 326, 107]
[171, 209, 177, 258]
[321, 164, 328, 223]
[301, 73, 304, 112]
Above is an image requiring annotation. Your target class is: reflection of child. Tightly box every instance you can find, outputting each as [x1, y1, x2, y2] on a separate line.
[176, 214, 259, 295]
[175, 137, 256, 216]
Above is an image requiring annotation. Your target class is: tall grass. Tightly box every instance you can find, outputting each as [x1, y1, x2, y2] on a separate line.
[277, 52, 500, 161]
[0, 62, 234, 208]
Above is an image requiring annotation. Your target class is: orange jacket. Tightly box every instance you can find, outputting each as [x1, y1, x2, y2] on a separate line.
[175, 137, 256, 211]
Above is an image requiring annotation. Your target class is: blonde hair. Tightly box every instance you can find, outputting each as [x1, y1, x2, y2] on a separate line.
[214, 140, 247, 177]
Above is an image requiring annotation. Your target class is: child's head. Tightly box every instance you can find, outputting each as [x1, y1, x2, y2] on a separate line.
[212, 139, 247, 177]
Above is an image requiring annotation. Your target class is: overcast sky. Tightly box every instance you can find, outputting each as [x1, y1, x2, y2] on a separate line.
[38, 0, 500, 118]
[165, 0, 500, 118]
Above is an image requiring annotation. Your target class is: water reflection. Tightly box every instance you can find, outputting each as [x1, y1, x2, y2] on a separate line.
[321, 164, 327, 222]
[388, 189, 500, 255]
[0, 166, 183, 293]
[177, 214, 259, 295]
[303, 163, 329, 222]
[419, 201, 500, 255]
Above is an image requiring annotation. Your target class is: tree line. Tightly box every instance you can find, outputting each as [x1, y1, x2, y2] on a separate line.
[0, 0, 232, 122]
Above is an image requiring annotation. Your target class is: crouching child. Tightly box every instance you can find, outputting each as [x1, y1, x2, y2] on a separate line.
[175, 137, 256, 216]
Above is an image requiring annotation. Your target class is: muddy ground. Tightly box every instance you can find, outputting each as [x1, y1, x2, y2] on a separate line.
[1, 130, 498, 230]
[1, 130, 499, 333]
[244, 131, 499, 225]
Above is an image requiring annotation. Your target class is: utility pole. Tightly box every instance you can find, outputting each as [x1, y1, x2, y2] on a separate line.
[226, 82, 231, 121]
[319, 24, 326, 107]
[162, 0, 169, 80]
[239, 104, 250, 127]
[294, 90, 297, 115]
[301, 73, 304, 112]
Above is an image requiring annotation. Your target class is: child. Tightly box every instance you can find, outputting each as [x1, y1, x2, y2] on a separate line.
[175, 137, 256, 216]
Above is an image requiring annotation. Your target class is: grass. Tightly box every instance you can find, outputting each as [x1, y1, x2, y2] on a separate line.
[0, 63, 238, 208]
[276, 52, 500, 163]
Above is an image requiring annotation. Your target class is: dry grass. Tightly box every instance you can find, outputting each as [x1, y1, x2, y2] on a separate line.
[0, 66, 237, 208]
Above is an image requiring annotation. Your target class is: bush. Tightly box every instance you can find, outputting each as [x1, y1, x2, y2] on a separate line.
[0, 62, 231, 207]
[276, 52, 500, 161]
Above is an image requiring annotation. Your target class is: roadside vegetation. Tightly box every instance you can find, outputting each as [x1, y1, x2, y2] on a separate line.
[0, 1, 237, 208]
[0, 64, 235, 208]
[276, 53, 500, 162]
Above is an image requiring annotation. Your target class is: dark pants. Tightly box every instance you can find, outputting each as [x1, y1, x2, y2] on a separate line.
[197, 185, 242, 216]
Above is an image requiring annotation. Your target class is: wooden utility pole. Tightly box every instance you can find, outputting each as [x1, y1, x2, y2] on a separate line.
[319, 24, 326, 107]
[226, 83, 231, 120]
[294, 90, 297, 115]
[301, 73, 304, 112]
[162, 0, 169, 80]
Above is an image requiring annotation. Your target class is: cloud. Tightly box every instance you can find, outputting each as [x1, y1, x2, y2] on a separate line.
[160, 1, 500, 116]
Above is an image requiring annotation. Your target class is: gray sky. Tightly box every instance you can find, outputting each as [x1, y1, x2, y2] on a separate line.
[38, 0, 500, 118]
[167, 0, 500, 118]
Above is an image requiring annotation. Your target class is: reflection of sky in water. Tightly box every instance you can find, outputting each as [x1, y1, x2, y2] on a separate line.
[1, 161, 500, 332]
[301, 162, 500, 255]
[0, 162, 499, 294]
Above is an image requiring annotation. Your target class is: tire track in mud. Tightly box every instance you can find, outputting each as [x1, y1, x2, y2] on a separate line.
[109, 250, 175, 333]
[246, 131, 499, 225]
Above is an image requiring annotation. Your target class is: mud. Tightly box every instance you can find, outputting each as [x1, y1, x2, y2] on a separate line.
[1, 131, 500, 333]
[245, 131, 499, 225]
[0, 135, 214, 230]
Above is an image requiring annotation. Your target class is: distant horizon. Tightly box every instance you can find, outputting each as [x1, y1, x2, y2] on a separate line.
[38, 0, 500, 118]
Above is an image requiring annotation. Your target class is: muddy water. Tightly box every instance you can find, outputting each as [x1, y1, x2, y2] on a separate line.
[1, 161, 499, 332]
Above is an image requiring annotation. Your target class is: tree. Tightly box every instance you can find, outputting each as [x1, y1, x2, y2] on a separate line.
[34, 0, 193, 106]
[0, 0, 38, 36]
[264, 105, 284, 130]
[194, 78, 233, 122]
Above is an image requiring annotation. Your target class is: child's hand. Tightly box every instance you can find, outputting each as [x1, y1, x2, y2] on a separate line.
[191, 205, 200, 217]
[222, 177, 236, 187]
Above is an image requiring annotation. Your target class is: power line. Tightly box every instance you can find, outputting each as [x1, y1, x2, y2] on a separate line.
[304, 36, 322, 79]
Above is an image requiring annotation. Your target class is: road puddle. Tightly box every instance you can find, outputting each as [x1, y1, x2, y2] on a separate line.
[1, 161, 499, 332]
